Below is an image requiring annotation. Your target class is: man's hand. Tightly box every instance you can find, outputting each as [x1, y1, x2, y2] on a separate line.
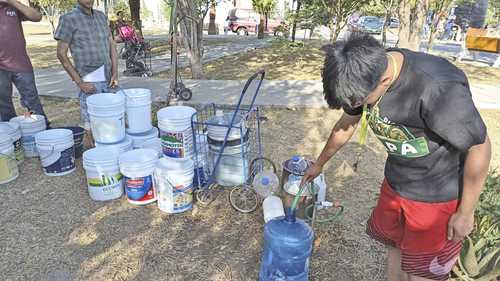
[300, 162, 323, 186]
[78, 82, 97, 94]
[109, 73, 119, 88]
[447, 211, 474, 241]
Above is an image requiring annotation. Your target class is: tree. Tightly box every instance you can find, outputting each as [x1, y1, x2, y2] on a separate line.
[33, 0, 73, 34]
[114, 0, 131, 18]
[140, 0, 152, 21]
[252, 0, 276, 39]
[129, 0, 142, 35]
[397, 0, 428, 51]
[208, 0, 217, 35]
[426, 0, 453, 52]
[364, 0, 398, 46]
[319, 0, 370, 42]
[291, 0, 302, 42]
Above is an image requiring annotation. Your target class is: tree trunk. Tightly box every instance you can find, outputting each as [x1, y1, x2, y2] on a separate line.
[382, 11, 390, 46]
[129, 0, 142, 36]
[397, 0, 412, 49]
[309, 27, 314, 40]
[258, 13, 265, 39]
[291, 0, 301, 42]
[178, 0, 205, 79]
[397, 0, 427, 51]
[208, 1, 217, 35]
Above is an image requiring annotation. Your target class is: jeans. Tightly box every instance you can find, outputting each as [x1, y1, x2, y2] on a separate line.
[0, 69, 48, 124]
[79, 81, 113, 129]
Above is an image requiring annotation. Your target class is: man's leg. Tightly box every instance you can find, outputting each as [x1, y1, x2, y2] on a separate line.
[0, 69, 17, 121]
[388, 246, 409, 281]
[408, 274, 434, 281]
[12, 71, 49, 124]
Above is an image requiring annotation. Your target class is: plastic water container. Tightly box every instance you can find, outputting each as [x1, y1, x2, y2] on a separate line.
[259, 210, 314, 281]
[119, 148, 159, 205]
[58, 126, 85, 158]
[127, 127, 159, 149]
[289, 155, 308, 175]
[208, 138, 249, 187]
[154, 157, 195, 213]
[10, 114, 46, 157]
[123, 88, 152, 134]
[262, 196, 285, 223]
[157, 106, 196, 159]
[207, 110, 247, 141]
[0, 134, 19, 184]
[140, 137, 162, 158]
[35, 129, 76, 176]
[253, 170, 280, 198]
[95, 136, 133, 154]
[83, 147, 123, 201]
[0, 121, 24, 163]
[86, 93, 126, 144]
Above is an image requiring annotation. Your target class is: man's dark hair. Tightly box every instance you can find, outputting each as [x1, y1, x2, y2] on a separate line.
[322, 32, 388, 110]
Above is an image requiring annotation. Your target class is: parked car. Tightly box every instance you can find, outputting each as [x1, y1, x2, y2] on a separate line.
[357, 16, 384, 34]
[387, 17, 399, 28]
[227, 8, 284, 36]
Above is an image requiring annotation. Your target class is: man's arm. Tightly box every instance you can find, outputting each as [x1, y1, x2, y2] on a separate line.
[56, 41, 96, 94]
[108, 35, 119, 87]
[4, 0, 42, 22]
[302, 112, 361, 183]
[448, 135, 491, 241]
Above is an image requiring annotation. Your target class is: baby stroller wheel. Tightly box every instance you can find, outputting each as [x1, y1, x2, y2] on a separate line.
[229, 186, 258, 213]
[179, 88, 192, 101]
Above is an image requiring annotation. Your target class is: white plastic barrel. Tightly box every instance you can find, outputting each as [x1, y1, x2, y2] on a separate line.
[86, 93, 126, 144]
[0, 134, 19, 184]
[119, 148, 159, 205]
[0, 121, 24, 163]
[157, 106, 196, 159]
[95, 135, 133, 154]
[154, 157, 194, 213]
[209, 139, 249, 187]
[127, 127, 159, 149]
[123, 88, 152, 134]
[35, 129, 75, 176]
[10, 114, 46, 157]
[262, 195, 285, 223]
[83, 147, 123, 201]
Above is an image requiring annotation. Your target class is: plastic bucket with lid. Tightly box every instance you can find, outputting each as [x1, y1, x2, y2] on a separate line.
[83, 147, 123, 201]
[154, 157, 194, 213]
[127, 127, 159, 149]
[0, 134, 19, 184]
[208, 137, 249, 187]
[207, 111, 247, 141]
[140, 137, 162, 158]
[86, 93, 125, 144]
[119, 148, 159, 205]
[157, 106, 196, 159]
[10, 114, 46, 157]
[58, 126, 85, 158]
[95, 135, 133, 154]
[0, 121, 24, 163]
[123, 88, 152, 134]
[35, 129, 75, 176]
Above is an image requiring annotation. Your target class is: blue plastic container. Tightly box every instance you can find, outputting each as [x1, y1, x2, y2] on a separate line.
[259, 209, 314, 281]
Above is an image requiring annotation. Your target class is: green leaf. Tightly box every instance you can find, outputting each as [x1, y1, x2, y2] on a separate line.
[464, 236, 481, 277]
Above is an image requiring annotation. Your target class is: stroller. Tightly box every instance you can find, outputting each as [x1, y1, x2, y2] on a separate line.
[117, 23, 153, 77]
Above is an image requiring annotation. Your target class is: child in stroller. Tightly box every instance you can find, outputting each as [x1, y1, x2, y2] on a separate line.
[115, 13, 152, 77]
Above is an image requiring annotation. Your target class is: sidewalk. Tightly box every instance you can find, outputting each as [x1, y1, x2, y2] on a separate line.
[33, 75, 500, 110]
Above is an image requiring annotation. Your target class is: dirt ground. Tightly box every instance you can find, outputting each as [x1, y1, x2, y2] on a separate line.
[1, 97, 499, 281]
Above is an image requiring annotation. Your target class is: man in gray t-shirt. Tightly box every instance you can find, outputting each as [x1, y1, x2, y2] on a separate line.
[55, 0, 118, 146]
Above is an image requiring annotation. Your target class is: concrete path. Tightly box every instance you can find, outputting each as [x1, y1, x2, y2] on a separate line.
[34, 76, 500, 110]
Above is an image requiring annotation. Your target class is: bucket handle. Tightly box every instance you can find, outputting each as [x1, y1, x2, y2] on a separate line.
[247, 157, 277, 186]
[37, 145, 55, 162]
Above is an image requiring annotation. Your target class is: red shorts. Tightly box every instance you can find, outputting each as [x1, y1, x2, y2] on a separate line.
[366, 179, 462, 281]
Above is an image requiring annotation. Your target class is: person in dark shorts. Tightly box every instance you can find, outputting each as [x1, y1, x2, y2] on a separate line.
[0, 0, 49, 124]
[301, 33, 491, 281]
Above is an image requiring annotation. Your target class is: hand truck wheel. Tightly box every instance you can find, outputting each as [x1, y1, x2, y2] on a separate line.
[179, 88, 192, 101]
[229, 185, 259, 213]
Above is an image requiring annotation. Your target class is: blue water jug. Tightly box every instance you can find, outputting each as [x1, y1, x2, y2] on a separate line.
[259, 209, 314, 281]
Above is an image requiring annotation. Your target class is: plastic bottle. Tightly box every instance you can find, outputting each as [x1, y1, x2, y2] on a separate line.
[253, 170, 280, 198]
[215, 109, 225, 124]
[262, 196, 285, 223]
[289, 155, 308, 174]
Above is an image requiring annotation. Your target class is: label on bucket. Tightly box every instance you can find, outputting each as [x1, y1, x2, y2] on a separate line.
[0, 154, 18, 183]
[22, 135, 37, 157]
[157, 180, 193, 213]
[87, 172, 123, 198]
[42, 147, 76, 175]
[13, 139, 24, 162]
[160, 129, 192, 158]
[125, 175, 156, 204]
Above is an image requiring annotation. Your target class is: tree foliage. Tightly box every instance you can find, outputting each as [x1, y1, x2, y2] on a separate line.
[33, 0, 73, 34]
[252, 0, 277, 39]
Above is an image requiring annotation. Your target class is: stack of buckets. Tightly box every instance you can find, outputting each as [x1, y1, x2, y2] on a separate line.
[156, 106, 198, 213]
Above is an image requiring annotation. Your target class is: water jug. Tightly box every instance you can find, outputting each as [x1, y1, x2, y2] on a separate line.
[253, 170, 280, 198]
[259, 209, 314, 281]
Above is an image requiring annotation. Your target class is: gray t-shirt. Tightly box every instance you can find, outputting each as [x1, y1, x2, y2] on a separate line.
[54, 5, 112, 81]
[344, 48, 487, 203]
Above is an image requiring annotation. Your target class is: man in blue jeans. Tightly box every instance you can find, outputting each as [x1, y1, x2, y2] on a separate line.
[0, 0, 49, 124]
[55, 0, 118, 147]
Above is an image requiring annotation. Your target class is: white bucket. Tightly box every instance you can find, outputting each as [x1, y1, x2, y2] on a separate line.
[95, 135, 133, 154]
[154, 157, 194, 213]
[35, 129, 75, 176]
[86, 93, 126, 144]
[119, 148, 159, 205]
[123, 88, 152, 134]
[209, 139, 249, 187]
[140, 137, 162, 158]
[157, 106, 196, 159]
[262, 195, 285, 223]
[0, 121, 24, 163]
[83, 147, 124, 201]
[127, 127, 159, 149]
[10, 114, 46, 157]
[0, 134, 19, 184]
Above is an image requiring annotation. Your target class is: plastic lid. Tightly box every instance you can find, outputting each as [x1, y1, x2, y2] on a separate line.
[261, 177, 270, 186]
[292, 155, 300, 162]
